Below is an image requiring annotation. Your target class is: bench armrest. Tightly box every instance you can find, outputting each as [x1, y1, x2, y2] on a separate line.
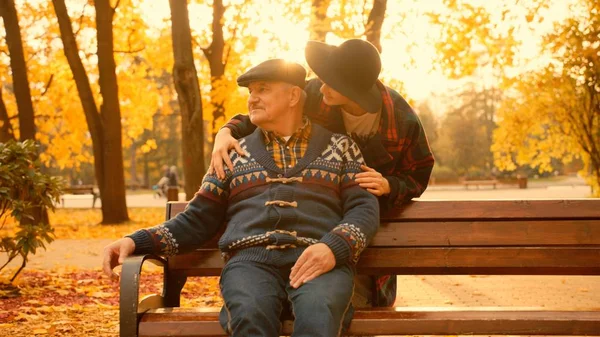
[120, 254, 166, 337]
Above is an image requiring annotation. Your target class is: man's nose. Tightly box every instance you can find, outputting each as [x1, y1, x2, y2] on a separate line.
[248, 93, 259, 103]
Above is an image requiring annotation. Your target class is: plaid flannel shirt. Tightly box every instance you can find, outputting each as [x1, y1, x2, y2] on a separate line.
[262, 118, 311, 172]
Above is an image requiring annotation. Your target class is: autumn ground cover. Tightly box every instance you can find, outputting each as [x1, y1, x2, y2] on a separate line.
[0, 208, 222, 337]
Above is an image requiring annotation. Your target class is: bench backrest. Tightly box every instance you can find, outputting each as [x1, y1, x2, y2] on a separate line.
[165, 199, 600, 276]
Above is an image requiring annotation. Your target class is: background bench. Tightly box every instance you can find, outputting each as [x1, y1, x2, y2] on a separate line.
[61, 185, 100, 208]
[120, 199, 600, 336]
[462, 179, 499, 189]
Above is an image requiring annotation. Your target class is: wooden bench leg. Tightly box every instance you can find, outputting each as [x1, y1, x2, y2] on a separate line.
[164, 270, 187, 307]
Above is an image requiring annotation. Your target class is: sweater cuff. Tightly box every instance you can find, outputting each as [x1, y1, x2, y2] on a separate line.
[222, 123, 240, 139]
[320, 232, 351, 266]
[127, 230, 155, 255]
[381, 175, 401, 210]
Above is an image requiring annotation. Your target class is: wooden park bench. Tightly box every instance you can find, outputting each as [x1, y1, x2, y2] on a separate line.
[60, 185, 100, 208]
[462, 179, 499, 189]
[120, 199, 600, 336]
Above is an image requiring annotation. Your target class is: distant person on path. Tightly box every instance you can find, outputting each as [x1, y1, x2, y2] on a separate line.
[210, 39, 435, 309]
[102, 59, 379, 336]
[166, 165, 178, 187]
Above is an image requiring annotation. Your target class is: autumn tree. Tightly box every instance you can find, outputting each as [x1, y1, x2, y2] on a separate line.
[0, 0, 35, 142]
[364, 0, 387, 52]
[201, 0, 227, 140]
[435, 87, 495, 176]
[310, 0, 331, 41]
[488, 0, 600, 195]
[0, 86, 12, 142]
[415, 101, 438, 145]
[169, 0, 205, 200]
[52, 0, 129, 223]
[0, 0, 55, 234]
[427, 0, 520, 80]
[493, 0, 600, 196]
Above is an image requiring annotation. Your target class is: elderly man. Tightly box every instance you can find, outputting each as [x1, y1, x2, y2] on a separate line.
[102, 59, 379, 337]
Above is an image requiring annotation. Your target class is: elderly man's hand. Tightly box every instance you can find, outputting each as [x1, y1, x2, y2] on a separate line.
[208, 128, 245, 179]
[102, 238, 135, 281]
[289, 243, 335, 288]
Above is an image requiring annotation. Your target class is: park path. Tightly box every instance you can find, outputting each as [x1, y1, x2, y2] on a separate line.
[59, 179, 593, 208]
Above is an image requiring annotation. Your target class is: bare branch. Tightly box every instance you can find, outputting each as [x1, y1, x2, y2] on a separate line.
[223, 1, 249, 70]
[74, 2, 89, 37]
[114, 46, 145, 54]
[41, 74, 54, 97]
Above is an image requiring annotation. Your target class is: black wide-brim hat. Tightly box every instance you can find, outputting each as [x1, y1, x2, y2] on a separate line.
[305, 39, 382, 113]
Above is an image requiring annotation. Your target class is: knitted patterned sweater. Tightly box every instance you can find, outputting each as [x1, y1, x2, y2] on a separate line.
[128, 123, 379, 267]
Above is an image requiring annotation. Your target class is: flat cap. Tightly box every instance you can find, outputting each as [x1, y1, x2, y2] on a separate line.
[237, 59, 306, 89]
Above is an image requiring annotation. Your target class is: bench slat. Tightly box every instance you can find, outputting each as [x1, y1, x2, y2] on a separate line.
[162, 220, 600, 249]
[139, 308, 600, 336]
[362, 220, 600, 246]
[168, 247, 600, 276]
[384, 199, 600, 220]
[167, 199, 600, 221]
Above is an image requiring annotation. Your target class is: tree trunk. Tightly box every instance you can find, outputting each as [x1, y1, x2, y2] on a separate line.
[0, 0, 35, 141]
[94, 0, 129, 222]
[143, 151, 149, 189]
[52, 0, 129, 223]
[0, 86, 15, 142]
[310, 0, 331, 42]
[1, 0, 49, 232]
[169, 0, 205, 200]
[130, 143, 138, 188]
[365, 0, 387, 53]
[202, 0, 226, 141]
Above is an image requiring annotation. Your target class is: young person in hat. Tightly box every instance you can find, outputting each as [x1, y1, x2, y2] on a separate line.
[210, 39, 435, 308]
[103, 59, 379, 336]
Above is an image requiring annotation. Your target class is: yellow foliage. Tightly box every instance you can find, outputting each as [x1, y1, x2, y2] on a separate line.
[0, 208, 164, 240]
[493, 67, 598, 194]
[428, 1, 520, 79]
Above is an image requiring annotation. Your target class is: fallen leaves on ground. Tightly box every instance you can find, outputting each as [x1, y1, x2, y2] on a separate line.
[0, 208, 165, 239]
[0, 268, 221, 337]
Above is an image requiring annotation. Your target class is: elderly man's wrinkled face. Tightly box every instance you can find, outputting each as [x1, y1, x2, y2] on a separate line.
[247, 81, 292, 129]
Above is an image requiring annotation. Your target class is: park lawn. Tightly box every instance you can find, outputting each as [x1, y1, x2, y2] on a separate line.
[0, 207, 222, 337]
[1, 207, 166, 239]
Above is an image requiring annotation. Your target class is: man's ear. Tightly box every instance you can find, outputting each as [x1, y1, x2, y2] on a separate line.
[289, 86, 302, 107]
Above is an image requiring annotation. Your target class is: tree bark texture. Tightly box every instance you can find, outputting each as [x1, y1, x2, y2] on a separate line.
[202, 0, 226, 140]
[310, 0, 331, 42]
[169, 0, 206, 200]
[0, 0, 35, 141]
[365, 0, 387, 53]
[0, 86, 15, 142]
[93, 0, 129, 222]
[52, 0, 129, 223]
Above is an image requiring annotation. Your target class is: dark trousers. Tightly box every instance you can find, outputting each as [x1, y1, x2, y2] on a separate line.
[219, 260, 355, 337]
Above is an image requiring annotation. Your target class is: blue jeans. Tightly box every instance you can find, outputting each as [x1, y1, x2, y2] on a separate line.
[219, 260, 355, 337]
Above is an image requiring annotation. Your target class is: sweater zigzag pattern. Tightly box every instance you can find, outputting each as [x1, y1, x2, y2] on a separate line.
[130, 125, 379, 266]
